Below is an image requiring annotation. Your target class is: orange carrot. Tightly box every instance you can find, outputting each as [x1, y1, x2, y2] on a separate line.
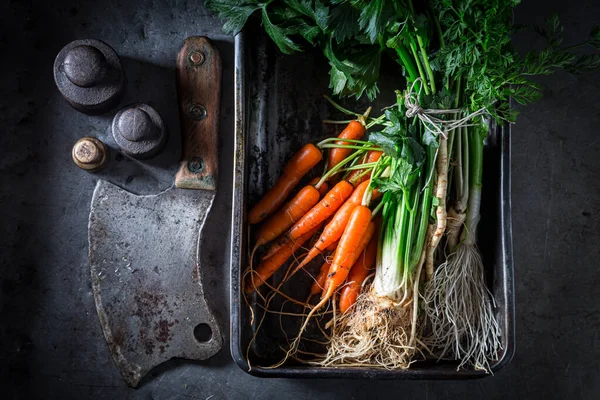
[310, 260, 332, 296]
[260, 234, 288, 261]
[322, 206, 374, 299]
[372, 188, 381, 200]
[254, 177, 328, 248]
[339, 231, 378, 313]
[324, 219, 376, 297]
[261, 181, 351, 260]
[254, 185, 320, 247]
[328, 120, 366, 177]
[309, 177, 329, 197]
[287, 180, 354, 241]
[313, 180, 370, 250]
[286, 180, 370, 278]
[347, 150, 383, 185]
[258, 178, 329, 259]
[290, 206, 374, 351]
[325, 239, 339, 251]
[249, 144, 322, 224]
[245, 226, 319, 294]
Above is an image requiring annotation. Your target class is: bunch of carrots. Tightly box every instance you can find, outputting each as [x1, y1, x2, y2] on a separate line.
[246, 114, 383, 315]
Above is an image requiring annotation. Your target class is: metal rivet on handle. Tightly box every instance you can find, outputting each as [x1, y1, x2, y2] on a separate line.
[189, 51, 204, 65]
[189, 104, 207, 120]
[187, 157, 204, 173]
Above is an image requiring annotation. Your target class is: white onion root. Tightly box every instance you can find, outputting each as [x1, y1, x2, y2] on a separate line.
[422, 243, 502, 372]
[317, 288, 415, 369]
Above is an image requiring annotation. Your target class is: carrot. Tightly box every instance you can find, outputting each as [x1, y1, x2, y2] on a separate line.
[260, 235, 287, 261]
[339, 231, 378, 313]
[325, 239, 339, 251]
[372, 188, 381, 200]
[289, 206, 374, 354]
[254, 177, 328, 248]
[313, 180, 370, 249]
[328, 120, 366, 178]
[322, 206, 374, 299]
[257, 178, 329, 259]
[245, 226, 319, 294]
[286, 180, 370, 278]
[248, 143, 322, 224]
[254, 185, 320, 247]
[309, 240, 338, 298]
[261, 180, 351, 260]
[324, 219, 375, 301]
[310, 260, 331, 296]
[347, 150, 383, 185]
[287, 180, 354, 241]
[309, 177, 329, 197]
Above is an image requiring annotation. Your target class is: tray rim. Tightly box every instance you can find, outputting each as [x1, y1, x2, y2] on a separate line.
[229, 31, 516, 379]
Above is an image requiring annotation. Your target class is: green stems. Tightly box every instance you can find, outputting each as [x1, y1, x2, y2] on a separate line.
[316, 148, 366, 187]
[323, 119, 354, 125]
[406, 0, 436, 95]
[469, 129, 484, 190]
[366, 114, 390, 129]
[373, 159, 419, 298]
[319, 144, 379, 151]
[323, 95, 362, 117]
[375, 193, 402, 297]
[404, 184, 419, 274]
[362, 155, 390, 206]
[430, 7, 445, 48]
[396, 192, 409, 279]
[409, 145, 435, 269]
[342, 161, 379, 172]
[371, 199, 385, 218]
[453, 126, 464, 202]
[409, 42, 430, 95]
[463, 127, 484, 246]
[459, 126, 470, 210]
[395, 45, 419, 83]
[417, 36, 436, 94]
[317, 138, 372, 147]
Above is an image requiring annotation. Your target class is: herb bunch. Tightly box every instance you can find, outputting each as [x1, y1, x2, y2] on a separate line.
[206, 0, 599, 119]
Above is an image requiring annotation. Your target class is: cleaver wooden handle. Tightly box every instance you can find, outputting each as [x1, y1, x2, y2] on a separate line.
[175, 37, 221, 191]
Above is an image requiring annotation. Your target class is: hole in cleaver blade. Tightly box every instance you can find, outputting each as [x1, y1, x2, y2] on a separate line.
[89, 179, 223, 387]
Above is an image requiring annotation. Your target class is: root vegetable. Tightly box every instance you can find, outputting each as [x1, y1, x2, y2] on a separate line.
[249, 143, 322, 224]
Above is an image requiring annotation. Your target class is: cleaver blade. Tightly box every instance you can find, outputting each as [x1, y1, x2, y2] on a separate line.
[88, 37, 223, 387]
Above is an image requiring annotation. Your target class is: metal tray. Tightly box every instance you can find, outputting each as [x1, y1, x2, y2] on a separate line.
[230, 31, 515, 379]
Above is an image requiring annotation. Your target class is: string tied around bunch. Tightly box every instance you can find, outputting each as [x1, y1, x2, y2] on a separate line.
[404, 78, 488, 139]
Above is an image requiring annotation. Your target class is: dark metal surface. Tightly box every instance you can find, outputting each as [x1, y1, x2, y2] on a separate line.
[89, 180, 222, 387]
[2, 0, 600, 398]
[230, 32, 513, 379]
[112, 103, 167, 159]
[53, 38, 126, 114]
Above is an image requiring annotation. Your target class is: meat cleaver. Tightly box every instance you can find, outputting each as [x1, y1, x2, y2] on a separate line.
[88, 37, 222, 387]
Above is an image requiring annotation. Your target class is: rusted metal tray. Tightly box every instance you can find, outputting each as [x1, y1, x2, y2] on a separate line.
[230, 31, 515, 379]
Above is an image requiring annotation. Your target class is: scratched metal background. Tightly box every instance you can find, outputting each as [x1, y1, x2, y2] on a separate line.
[1, 0, 599, 399]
